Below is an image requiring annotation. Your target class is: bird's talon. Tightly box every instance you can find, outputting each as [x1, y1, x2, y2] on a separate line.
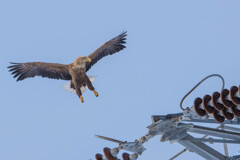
[93, 90, 99, 97]
[80, 96, 84, 103]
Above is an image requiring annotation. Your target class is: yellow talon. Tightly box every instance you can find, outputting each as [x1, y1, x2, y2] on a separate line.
[93, 90, 99, 97]
[80, 96, 84, 103]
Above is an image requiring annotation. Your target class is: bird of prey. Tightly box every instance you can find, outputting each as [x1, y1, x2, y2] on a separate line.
[8, 31, 127, 103]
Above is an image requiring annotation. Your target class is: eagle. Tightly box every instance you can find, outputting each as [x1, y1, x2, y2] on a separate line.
[8, 31, 127, 103]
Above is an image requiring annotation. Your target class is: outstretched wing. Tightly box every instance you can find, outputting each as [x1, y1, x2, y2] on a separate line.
[86, 31, 127, 72]
[8, 62, 72, 81]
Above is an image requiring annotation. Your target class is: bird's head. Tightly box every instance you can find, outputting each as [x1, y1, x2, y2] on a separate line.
[73, 56, 91, 68]
[76, 56, 91, 63]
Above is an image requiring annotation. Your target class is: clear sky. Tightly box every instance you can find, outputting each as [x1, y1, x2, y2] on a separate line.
[1, 0, 240, 160]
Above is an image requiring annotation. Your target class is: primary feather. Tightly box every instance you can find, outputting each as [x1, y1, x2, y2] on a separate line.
[8, 62, 71, 81]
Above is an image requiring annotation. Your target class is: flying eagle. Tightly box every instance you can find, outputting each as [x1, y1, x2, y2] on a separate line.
[8, 31, 127, 103]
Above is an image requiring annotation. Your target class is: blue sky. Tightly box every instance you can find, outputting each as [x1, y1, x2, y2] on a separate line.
[1, 0, 240, 160]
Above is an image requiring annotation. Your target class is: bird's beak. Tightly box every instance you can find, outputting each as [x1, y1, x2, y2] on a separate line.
[87, 57, 91, 62]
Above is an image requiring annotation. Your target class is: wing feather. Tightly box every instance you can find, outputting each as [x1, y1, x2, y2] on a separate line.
[86, 31, 127, 72]
[8, 62, 72, 81]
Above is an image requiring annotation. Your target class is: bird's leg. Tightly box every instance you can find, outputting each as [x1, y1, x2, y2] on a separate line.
[78, 90, 84, 103]
[70, 81, 75, 89]
[73, 80, 84, 103]
[85, 76, 99, 97]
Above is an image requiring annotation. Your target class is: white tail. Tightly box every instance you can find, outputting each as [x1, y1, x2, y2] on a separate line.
[62, 76, 96, 94]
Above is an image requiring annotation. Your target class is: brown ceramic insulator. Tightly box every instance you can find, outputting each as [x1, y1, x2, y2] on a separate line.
[212, 92, 224, 110]
[122, 153, 130, 160]
[230, 86, 240, 105]
[220, 89, 233, 108]
[231, 104, 240, 117]
[239, 85, 240, 96]
[222, 107, 234, 120]
[203, 95, 215, 114]
[95, 154, 103, 160]
[103, 148, 118, 160]
[213, 110, 225, 123]
[194, 97, 206, 117]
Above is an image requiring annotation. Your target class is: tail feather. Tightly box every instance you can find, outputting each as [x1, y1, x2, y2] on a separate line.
[62, 76, 96, 94]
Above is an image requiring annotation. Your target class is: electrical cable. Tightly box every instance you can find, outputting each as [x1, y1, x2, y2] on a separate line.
[180, 74, 225, 111]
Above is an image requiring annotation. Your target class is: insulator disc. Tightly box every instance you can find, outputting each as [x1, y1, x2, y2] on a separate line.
[95, 154, 103, 160]
[212, 92, 224, 110]
[103, 148, 118, 160]
[222, 107, 234, 120]
[232, 104, 240, 117]
[203, 95, 215, 113]
[213, 110, 225, 123]
[239, 85, 240, 96]
[122, 153, 130, 160]
[221, 89, 233, 108]
[230, 86, 240, 105]
[194, 97, 206, 117]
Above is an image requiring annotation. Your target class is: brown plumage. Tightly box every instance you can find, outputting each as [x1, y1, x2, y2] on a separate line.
[8, 31, 127, 103]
